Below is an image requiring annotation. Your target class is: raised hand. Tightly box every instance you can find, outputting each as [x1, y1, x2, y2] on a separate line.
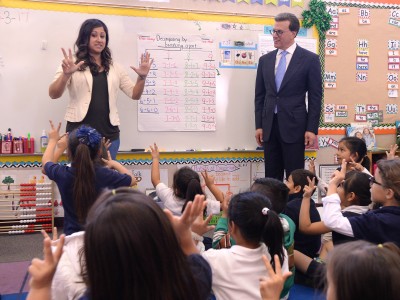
[308, 159, 316, 174]
[386, 144, 399, 160]
[327, 159, 347, 195]
[191, 201, 215, 236]
[164, 195, 205, 254]
[303, 176, 316, 199]
[348, 157, 364, 172]
[221, 191, 232, 218]
[259, 255, 292, 300]
[61, 48, 84, 75]
[48, 120, 61, 141]
[201, 170, 215, 188]
[28, 233, 65, 294]
[131, 52, 153, 79]
[149, 143, 160, 160]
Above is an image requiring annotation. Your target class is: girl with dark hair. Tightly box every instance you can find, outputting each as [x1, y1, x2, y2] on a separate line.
[294, 171, 372, 288]
[258, 241, 400, 300]
[323, 158, 400, 246]
[150, 143, 220, 216]
[27, 190, 212, 300]
[336, 136, 371, 173]
[49, 19, 152, 159]
[42, 121, 135, 235]
[325, 241, 400, 300]
[299, 171, 371, 245]
[202, 191, 288, 300]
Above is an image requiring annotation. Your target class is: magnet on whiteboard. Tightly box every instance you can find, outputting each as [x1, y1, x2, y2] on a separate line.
[41, 40, 47, 50]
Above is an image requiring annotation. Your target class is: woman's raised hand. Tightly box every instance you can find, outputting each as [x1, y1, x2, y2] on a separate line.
[131, 52, 153, 79]
[61, 48, 84, 75]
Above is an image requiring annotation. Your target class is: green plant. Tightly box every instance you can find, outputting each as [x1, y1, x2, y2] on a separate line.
[302, 0, 332, 40]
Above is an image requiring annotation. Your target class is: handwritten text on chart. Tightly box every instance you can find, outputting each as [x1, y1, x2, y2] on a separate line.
[0, 10, 29, 24]
[137, 33, 216, 132]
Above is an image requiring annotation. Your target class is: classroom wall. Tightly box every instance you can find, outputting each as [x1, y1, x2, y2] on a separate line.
[0, 0, 313, 152]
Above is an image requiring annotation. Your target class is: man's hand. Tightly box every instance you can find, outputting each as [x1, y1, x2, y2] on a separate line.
[304, 131, 316, 146]
[255, 129, 263, 146]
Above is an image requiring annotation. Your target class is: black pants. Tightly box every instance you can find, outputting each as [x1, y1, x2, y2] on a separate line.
[263, 115, 306, 180]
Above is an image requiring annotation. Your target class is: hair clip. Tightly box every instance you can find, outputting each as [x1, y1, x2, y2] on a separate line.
[112, 189, 116, 195]
[377, 244, 383, 248]
[261, 207, 269, 215]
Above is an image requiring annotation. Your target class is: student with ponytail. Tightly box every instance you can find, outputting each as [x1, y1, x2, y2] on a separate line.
[42, 121, 136, 235]
[150, 143, 221, 216]
[202, 191, 288, 300]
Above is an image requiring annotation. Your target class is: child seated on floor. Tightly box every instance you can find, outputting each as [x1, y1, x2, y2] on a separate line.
[27, 189, 212, 300]
[150, 143, 221, 217]
[206, 177, 294, 299]
[202, 191, 288, 300]
[283, 169, 320, 259]
[259, 240, 400, 300]
[294, 170, 371, 289]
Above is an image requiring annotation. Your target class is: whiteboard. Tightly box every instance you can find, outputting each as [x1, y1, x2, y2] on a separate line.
[0, 6, 315, 152]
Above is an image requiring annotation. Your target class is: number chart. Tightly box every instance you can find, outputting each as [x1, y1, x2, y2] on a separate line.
[137, 33, 216, 131]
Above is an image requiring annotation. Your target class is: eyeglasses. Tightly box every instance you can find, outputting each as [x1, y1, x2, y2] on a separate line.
[270, 29, 289, 36]
[369, 176, 383, 187]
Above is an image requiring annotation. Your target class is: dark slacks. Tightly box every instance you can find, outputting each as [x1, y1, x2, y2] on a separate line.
[263, 115, 305, 181]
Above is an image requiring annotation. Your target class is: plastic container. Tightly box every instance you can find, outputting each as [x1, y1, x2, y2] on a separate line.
[40, 130, 48, 153]
[24, 134, 35, 154]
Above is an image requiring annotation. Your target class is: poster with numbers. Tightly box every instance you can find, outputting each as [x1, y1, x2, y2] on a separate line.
[137, 33, 216, 131]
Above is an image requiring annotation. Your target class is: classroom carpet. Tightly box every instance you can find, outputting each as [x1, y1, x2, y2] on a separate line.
[0, 261, 29, 300]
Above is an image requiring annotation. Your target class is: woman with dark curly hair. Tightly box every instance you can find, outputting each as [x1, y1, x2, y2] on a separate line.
[49, 19, 152, 159]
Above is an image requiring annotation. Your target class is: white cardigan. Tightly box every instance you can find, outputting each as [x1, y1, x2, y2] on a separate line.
[51, 231, 86, 300]
[52, 62, 136, 126]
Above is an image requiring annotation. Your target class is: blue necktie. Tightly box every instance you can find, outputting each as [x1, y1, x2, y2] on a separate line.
[275, 50, 288, 92]
[274, 51, 287, 113]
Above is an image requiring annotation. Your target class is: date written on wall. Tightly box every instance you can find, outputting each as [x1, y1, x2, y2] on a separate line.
[0, 10, 29, 25]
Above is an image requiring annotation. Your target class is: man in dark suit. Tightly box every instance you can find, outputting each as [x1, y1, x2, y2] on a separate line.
[255, 12, 322, 181]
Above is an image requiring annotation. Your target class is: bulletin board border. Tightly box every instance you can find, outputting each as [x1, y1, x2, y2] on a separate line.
[324, 0, 399, 9]
[0, 150, 318, 168]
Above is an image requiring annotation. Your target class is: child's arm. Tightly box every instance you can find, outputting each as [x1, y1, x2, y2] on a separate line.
[211, 192, 232, 249]
[165, 194, 205, 255]
[53, 133, 68, 162]
[150, 143, 161, 187]
[42, 121, 61, 174]
[299, 177, 330, 235]
[201, 170, 224, 203]
[27, 233, 65, 300]
[322, 159, 354, 237]
[102, 151, 137, 186]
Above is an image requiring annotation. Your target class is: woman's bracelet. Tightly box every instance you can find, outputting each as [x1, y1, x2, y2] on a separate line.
[139, 74, 147, 80]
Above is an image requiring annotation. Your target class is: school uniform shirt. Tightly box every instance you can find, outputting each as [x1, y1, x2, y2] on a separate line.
[155, 182, 220, 216]
[52, 62, 135, 126]
[332, 205, 369, 245]
[323, 193, 400, 246]
[202, 243, 289, 300]
[52, 231, 85, 300]
[283, 196, 321, 258]
[44, 162, 132, 235]
[78, 254, 212, 300]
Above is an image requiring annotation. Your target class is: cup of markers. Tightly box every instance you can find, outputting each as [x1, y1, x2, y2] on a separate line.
[0, 129, 35, 154]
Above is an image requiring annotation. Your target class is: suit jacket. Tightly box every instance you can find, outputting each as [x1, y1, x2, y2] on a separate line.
[254, 46, 322, 144]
